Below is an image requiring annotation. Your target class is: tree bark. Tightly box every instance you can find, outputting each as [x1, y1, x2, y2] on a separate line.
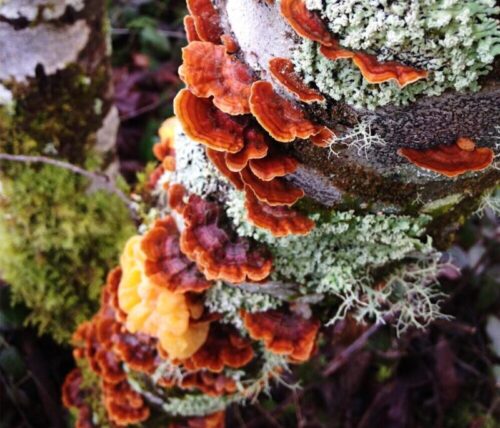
[216, 0, 499, 247]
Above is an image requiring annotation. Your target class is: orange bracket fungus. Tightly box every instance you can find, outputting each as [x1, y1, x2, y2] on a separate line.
[249, 81, 322, 143]
[180, 194, 273, 282]
[319, 43, 355, 61]
[245, 190, 314, 237]
[221, 34, 239, 54]
[184, 15, 201, 43]
[352, 52, 428, 87]
[141, 216, 212, 293]
[280, 0, 336, 46]
[240, 167, 305, 206]
[174, 89, 246, 153]
[225, 127, 269, 172]
[206, 148, 245, 190]
[183, 325, 254, 372]
[242, 310, 320, 362]
[102, 380, 150, 426]
[268, 57, 325, 103]
[398, 138, 494, 177]
[248, 151, 299, 181]
[171, 411, 226, 428]
[168, 183, 187, 213]
[186, 0, 223, 44]
[179, 41, 254, 115]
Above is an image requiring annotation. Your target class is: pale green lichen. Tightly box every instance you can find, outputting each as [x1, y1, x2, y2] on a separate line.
[224, 187, 443, 329]
[205, 282, 283, 331]
[167, 126, 230, 197]
[160, 349, 292, 417]
[294, 0, 500, 109]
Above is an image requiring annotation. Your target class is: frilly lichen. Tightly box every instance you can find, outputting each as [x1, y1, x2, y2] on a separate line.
[294, 0, 500, 110]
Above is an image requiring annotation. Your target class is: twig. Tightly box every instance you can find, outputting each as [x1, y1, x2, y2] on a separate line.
[0, 153, 136, 219]
[323, 314, 394, 377]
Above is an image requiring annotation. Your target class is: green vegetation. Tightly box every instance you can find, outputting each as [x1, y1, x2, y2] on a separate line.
[0, 164, 134, 342]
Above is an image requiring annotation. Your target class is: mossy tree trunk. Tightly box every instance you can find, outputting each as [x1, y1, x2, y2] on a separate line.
[215, 0, 499, 248]
[0, 0, 134, 343]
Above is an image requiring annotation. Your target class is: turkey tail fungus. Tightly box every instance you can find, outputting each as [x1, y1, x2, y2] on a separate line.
[62, 0, 499, 426]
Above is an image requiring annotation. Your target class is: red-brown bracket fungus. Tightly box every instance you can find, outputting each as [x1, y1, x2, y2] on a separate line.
[102, 379, 150, 426]
[170, 411, 226, 428]
[181, 371, 237, 397]
[310, 126, 336, 148]
[174, 89, 246, 153]
[245, 191, 315, 237]
[186, 0, 223, 44]
[240, 167, 305, 206]
[180, 195, 273, 283]
[319, 43, 355, 61]
[221, 34, 239, 54]
[184, 15, 201, 43]
[280, 0, 336, 46]
[398, 139, 494, 177]
[268, 57, 325, 103]
[225, 128, 269, 172]
[141, 216, 212, 293]
[352, 52, 429, 87]
[168, 183, 187, 213]
[206, 148, 245, 190]
[249, 81, 322, 143]
[242, 310, 320, 362]
[179, 41, 254, 115]
[248, 151, 299, 181]
[183, 325, 254, 373]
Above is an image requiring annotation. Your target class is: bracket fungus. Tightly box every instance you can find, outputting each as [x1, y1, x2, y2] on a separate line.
[141, 216, 212, 294]
[249, 81, 322, 143]
[186, 0, 223, 44]
[118, 235, 211, 359]
[398, 139, 494, 177]
[280, 0, 336, 46]
[184, 15, 201, 43]
[180, 195, 273, 283]
[102, 380, 150, 426]
[242, 310, 320, 362]
[174, 89, 246, 153]
[245, 191, 315, 237]
[179, 41, 253, 115]
[206, 148, 245, 190]
[352, 52, 428, 88]
[181, 371, 237, 397]
[240, 167, 304, 206]
[268, 57, 324, 103]
[248, 151, 299, 181]
[225, 128, 269, 172]
[183, 325, 254, 373]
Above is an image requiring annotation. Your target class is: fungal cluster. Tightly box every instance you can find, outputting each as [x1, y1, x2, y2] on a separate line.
[62, 0, 498, 426]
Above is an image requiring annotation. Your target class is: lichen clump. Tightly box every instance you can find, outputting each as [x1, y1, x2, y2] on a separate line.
[294, 0, 500, 109]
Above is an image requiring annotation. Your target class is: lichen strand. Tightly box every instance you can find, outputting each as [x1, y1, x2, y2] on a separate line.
[224, 187, 444, 330]
[294, 1, 500, 109]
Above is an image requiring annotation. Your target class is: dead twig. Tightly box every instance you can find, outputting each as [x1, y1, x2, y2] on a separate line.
[323, 314, 394, 377]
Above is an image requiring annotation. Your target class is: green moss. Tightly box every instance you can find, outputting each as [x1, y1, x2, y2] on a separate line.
[1, 63, 110, 164]
[0, 164, 134, 343]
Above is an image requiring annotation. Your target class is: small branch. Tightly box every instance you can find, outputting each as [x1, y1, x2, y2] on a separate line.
[322, 314, 394, 377]
[0, 153, 136, 219]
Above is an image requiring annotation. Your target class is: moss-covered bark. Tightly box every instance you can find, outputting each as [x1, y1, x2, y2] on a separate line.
[0, 0, 134, 342]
